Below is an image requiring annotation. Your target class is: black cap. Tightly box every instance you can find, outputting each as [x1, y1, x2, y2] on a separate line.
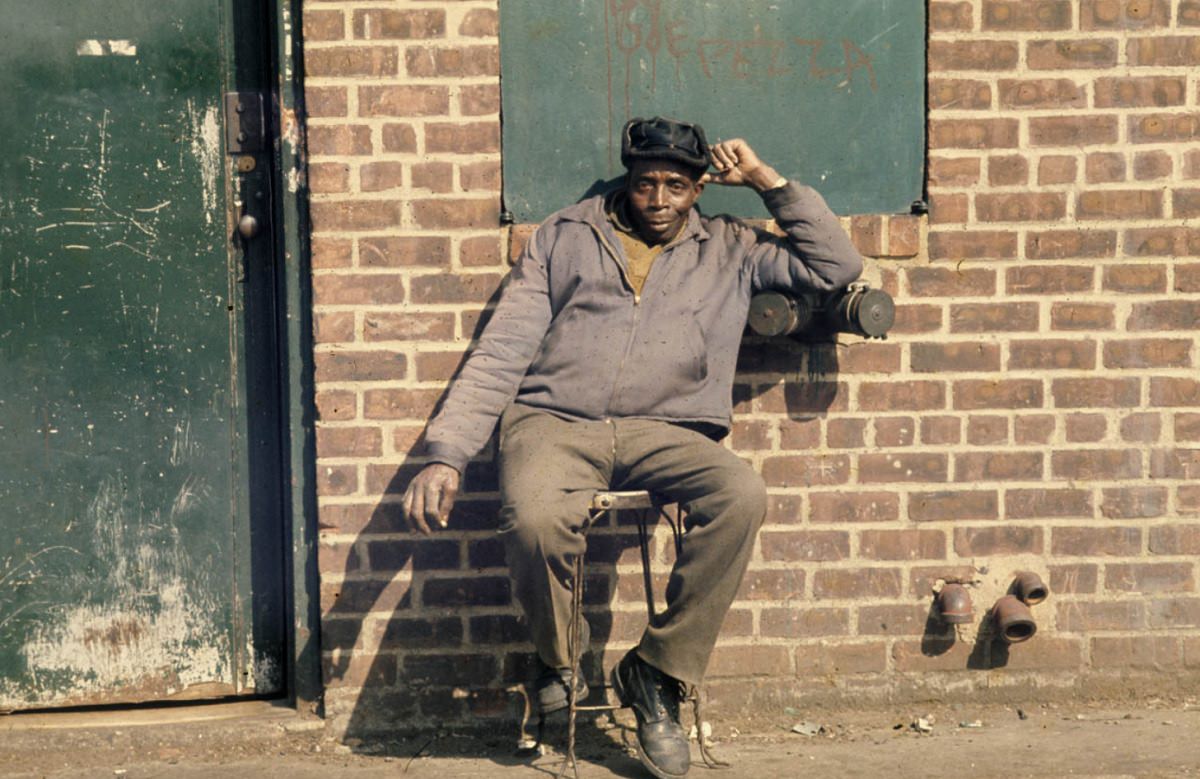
[620, 117, 710, 173]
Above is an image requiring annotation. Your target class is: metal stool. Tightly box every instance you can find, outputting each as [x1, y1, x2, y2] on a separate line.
[549, 490, 727, 778]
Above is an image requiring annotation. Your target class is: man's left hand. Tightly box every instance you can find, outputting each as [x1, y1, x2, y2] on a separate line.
[701, 139, 785, 193]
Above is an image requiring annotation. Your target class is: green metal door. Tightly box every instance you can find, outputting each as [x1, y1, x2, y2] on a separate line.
[0, 0, 287, 709]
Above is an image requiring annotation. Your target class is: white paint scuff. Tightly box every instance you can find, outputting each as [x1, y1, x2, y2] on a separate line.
[184, 100, 222, 226]
[76, 40, 138, 57]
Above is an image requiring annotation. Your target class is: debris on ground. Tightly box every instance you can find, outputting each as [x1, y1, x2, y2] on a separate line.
[910, 716, 934, 734]
[789, 721, 821, 737]
[958, 720, 983, 729]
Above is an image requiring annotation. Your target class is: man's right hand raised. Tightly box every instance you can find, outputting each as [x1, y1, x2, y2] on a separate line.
[401, 463, 460, 535]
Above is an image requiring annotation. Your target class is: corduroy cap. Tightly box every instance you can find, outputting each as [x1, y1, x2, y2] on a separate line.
[620, 117, 710, 172]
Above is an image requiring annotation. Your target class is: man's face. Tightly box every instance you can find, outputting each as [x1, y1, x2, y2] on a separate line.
[625, 159, 704, 245]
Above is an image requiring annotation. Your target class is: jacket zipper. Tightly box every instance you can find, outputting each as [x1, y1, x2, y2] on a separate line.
[586, 222, 643, 415]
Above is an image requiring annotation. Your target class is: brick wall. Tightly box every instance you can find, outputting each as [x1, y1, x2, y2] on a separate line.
[303, 0, 1200, 734]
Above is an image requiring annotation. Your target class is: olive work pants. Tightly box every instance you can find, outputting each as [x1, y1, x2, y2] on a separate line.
[497, 402, 767, 686]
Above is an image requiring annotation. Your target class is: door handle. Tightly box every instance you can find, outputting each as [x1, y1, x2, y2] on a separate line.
[238, 213, 260, 240]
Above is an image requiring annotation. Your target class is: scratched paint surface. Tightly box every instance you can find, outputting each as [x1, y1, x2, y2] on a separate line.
[0, 2, 283, 708]
[500, 0, 925, 221]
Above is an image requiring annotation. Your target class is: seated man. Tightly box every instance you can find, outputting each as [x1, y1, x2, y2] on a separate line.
[402, 117, 862, 778]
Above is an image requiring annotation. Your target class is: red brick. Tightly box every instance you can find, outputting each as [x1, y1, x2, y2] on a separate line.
[1025, 229, 1116, 260]
[1053, 526, 1141, 556]
[1101, 486, 1168, 518]
[860, 529, 945, 560]
[1103, 264, 1167, 293]
[1005, 265, 1094, 294]
[1052, 449, 1142, 480]
[1121, 412, 1162, 442]
[1128, 228, 1200, 258]
[825, 415, 864, 446]
[736, 569, 806, 600]
[909, 490, 998, 521]
[976, 192, 1066, 222]
[930, 1, 974, 30]
[1028, 39, 1119, 69]
[760, 608, 849, 638]
[359, 161, 404, 192]
[760, 530, 849, 562]
[352, 9, 445, 39]
[315, 350, 406, 382]
[891, 305, 943, 334]
[316, 390, 356, 422]
[761, 454, 850, 487]
[311, 200, 400, 232]
[1007, 489, 1092, 519]
[381, 123, 417, 152]
[424, 122, 499, 153]
[307, 125, 372, 156]
[928, 40, 1019, 71]
[460, 84, 500, 116]
[1150, 525, 1200, 555]
[731, 419, 772, 450]
[886, 217, 920, 257]
[459, 7, 498, 36]
[856, 605, 930, 636]
[1188, 150, 1200, 179]
[998, 78, 1084, 109]
[1134, 152, 1172, 184]
[874, 417, 915, 447]
[1148, 599, 1200, 630]
[304, 9, 344, 41]
[857, 381, 946, 411]
[1009, 339, 1096, 371]
[405, 45, 499, 77]
[1050, 563, 1099, 594]
[359, 85, 449, 117]
[363, 388, 443, 420]
[1091, 636, 1181, 668]
[955, 526, 1043, 556]
[706, 646, 791, 678]
[1085, 152, 1127, 184]
[410, 272, 502, 304]
[1176, 261, 1200, 287]
[892, 638, 973, 671]
[833, 343, 903, 375]
[411, 198, 499, 229]
[950, 302, 1038, 333]
[906, 267, 995, 297]
[1150, 448, 1200, 479]
[929, 157, 981, 187]
[983, 1, 1072, 29]
[779, 418, 821, 449]
[1015, 414, 1056, 444]
[416, 351, 466, 381]
[910, 343, 999, 374]
[967, 415, 1008, 445]
[1128, 300, 1200, 330]
[306, 46, 398, 77]
[929, 79, 993, 110]
[1095, 76, 1186, 108]
[1051, 302, 1115, 330]
[779, 382, 850, 413]
[308, 163, 349, 194]
[929, 119, 1019, 150]
[954, 379, 1043, 410]
[460, 236, 502, 268]
[1128, 35, 1200, 66]
[858, 453, 948, 483]
[1082, 0, 1171, 29]
[987, 154, 1029, 186]
[1065, 413, 1107, 443]
[812, 568, 903, 599]
[1053, 377, 1141, 408]
[1182, 486, 1200, 514]
[316, 426, 382, 458]
[929, 193, 968, 224]
[317, 464, 357, 496]
[921, 416, 961, 445]
[955, 451, 1042, 481]
[850, 215, 883, 256]
[1178, 413, 1200, 441]
[461, 161, 501, 192]
[1184, 1, 1200, 25]
[1151, 377, 1200, 406]
[795, 642, 887, 675]
[313, 273, 405, 306]
[808, 492, 899, 523]
[1057, 601, 1145, 632]
[410, 161, 453, 193]
[1175, 189, 1200, 218]
[1038, 155, 1077, 185]
[312, 238, 352, 269]
[364, 312, 454, 342]
[1128, 112, 1200, 143]
[763, 494, 805, 525]
[306, 87, 347, 118]
[1030, 116, 1119, 147]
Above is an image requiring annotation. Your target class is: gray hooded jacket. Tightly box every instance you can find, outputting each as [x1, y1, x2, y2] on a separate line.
[423, 181, 863, 472]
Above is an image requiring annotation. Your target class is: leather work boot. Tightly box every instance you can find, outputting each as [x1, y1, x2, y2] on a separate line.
[534, 618, 590, 714]
[610, 649, 691, 778]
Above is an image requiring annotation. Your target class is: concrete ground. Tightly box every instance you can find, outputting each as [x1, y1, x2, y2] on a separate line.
[2, 698, 1200, 778]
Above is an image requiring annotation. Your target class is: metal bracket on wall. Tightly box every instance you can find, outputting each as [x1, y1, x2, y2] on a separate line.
[224, 92, 265, 154]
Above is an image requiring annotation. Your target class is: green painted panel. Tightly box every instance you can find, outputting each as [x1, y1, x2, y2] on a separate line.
[0, 0, 285, 708]
[500, 0, 925, 221]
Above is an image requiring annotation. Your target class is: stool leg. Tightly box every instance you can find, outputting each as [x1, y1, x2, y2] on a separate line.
[558, 511, 595, 779]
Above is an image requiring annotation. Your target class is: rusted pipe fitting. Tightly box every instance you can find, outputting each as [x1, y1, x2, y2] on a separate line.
[992, 595, 1037, 643]
[936, 583, 973, 624]
[1012, 571, 1049, 606]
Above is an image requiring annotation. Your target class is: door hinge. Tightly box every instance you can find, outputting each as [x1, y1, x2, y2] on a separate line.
[224, 92, 265, 154]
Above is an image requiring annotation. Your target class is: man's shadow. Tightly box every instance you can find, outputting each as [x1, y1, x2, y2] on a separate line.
[314, 186, 846, 764]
